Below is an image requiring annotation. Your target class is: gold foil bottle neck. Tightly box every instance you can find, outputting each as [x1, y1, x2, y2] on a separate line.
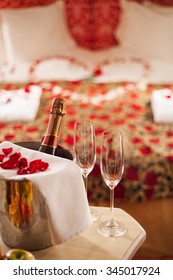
[51, 98, 66, 116]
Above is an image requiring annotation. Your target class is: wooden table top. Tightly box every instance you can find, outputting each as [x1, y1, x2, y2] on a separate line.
[31, 206, 146, 260]
[0, 206, 146, 260]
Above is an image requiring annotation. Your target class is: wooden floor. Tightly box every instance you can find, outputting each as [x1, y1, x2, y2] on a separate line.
[91, 198, 173, 260]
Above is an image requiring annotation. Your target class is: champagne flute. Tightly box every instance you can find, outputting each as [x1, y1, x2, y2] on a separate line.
[73, 120, 99, 221]
[97, 129, 126, 237]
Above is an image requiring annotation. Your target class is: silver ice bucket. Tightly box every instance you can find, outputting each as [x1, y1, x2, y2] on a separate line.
[0, 141, 53, 250]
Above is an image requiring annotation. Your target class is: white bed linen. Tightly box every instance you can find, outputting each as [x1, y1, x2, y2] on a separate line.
[0, 85, 42, 122]
[151, 89, 173, 123]
[0, 45, 173, 85]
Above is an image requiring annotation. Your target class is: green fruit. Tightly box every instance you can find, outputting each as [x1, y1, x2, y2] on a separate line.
[6, 249, 35, 260]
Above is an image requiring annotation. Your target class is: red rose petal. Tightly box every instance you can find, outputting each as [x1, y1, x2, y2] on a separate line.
[67, 120, 76, 130]
[149, 138, 160, 144]
[93, 68, 102, 76]
[0, 154, 5, 162]
[144, 125, 155, 132]
[140, 146, 152, 155]
[167, 155, 173, 164]
[64, 135, 73, 146]
[37, 161, 49, 171]
[30, 159, 42, 168]
[95, 128, 105, 135]
[131, 137, 142, 144]
[29, 160, 41, 173]
[166, 132, 173, 138]
[17, 166, 34, 175]
[126, 166, 139, 181]
[24, 86, 31, 93]
[1, 151, 21, 169]
[112, 119, 125, 125]
[29, 159, 49, 172]
[0, 124, 7, 129]
[1, 159, 17, 169]
[167, 142, 173, 148]
[91, 163, 100, 177]
[4, 134, 15, 141]
[99, 115, 110, 121]
[130, 104, 144, 111]
[10, 152, 21, 160]
[26, 127, 38, 133]
[17, 157, 28, 169]
[2, 147, 13, 156]
[145, 171, 158, 186]
[17, 167, 28, 175]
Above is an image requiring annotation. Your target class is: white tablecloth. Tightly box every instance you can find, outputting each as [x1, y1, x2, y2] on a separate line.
[0, 141, 92, 245]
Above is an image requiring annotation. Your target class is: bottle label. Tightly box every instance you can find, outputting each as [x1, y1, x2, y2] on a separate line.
[41, 135, 58, 147]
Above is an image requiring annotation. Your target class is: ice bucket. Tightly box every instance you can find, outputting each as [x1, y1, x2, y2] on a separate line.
[0, 141, 72, 250]
[0, 178, 52, 250]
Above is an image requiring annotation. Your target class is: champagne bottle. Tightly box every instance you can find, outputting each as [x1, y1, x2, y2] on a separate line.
[39, 98, 73, 160]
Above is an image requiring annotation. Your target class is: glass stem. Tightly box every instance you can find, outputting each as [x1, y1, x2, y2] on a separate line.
[109, 188, 115, 226]
[83, 174, 88, 198]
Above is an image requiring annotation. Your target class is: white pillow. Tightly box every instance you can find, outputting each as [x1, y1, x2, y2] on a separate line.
[116, 1, 173, 62]
[57, 0, 76, 48]
[0, 1, 76, 63]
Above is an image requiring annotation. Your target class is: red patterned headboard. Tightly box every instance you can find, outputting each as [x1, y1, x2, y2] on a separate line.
[0, 0, 55, 8]
[64, 0, 121, 50]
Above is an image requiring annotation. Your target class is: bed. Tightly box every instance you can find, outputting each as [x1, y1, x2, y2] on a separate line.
[0, 0, 173, 204]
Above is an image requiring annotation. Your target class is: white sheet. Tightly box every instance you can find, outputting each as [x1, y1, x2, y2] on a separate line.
[151, 89, 173, 123]
[0, 85, 42, 122]
[0, 45, 173, 85]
